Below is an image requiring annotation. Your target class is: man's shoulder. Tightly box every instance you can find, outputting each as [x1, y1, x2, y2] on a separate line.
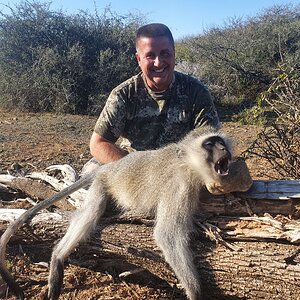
[174, 71, 207, 90]
[112, 72, 144, 94]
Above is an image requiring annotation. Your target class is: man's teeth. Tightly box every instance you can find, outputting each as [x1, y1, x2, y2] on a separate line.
[154, 68, 165, 73]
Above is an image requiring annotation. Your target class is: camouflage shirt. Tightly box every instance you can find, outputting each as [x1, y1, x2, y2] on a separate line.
[94, 71, 220, 151]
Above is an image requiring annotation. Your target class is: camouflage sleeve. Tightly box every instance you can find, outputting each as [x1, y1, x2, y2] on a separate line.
[94, 90, 127, 143]
[192, 84, 220, 129]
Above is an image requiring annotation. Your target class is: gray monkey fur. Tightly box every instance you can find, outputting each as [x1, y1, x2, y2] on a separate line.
[0, 126, 234, 300]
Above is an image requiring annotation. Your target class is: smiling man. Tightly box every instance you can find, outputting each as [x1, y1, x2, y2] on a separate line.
[89, 23, 220, 165]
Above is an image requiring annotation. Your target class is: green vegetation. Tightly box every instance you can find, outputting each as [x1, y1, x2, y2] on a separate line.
[245, 63, 300, 179]
[176, 4, 300, 122]
[0, 1, 299, 120]
[0, 1, 299, 178]
[0, 1, 141, 114]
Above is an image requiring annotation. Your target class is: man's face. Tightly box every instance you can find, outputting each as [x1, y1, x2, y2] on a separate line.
[136, 36, 175, 92]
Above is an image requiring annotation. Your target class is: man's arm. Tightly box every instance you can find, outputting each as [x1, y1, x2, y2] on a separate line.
[90, 132, 128, 164]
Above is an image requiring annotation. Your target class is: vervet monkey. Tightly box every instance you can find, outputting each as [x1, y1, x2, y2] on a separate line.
[0, 126, 252, 300]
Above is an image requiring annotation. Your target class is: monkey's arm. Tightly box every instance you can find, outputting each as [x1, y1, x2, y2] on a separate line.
[0, 169, 96, 300]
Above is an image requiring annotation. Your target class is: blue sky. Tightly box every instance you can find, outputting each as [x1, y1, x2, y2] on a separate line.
[1, 0, 300, 39]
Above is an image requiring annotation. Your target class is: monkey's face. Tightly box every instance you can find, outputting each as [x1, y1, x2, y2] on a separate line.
[201, 135, 234, 195]
[202, 136, 231, 176]
[187, 134, 232, 194]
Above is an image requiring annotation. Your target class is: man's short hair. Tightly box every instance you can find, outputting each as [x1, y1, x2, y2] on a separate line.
[135, 23, 174, 48]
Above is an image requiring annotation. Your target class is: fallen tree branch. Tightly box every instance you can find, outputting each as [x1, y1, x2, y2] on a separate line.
[0, 209, 299, 246]
[1, 168, 300, 299]
[2, 175, 300, 217]
[1, 210, 299, 299]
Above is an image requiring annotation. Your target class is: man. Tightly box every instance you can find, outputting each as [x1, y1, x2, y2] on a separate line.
[89, 23, 220, 165]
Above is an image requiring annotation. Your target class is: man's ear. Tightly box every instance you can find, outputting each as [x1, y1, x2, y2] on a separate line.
[135, 52, 141, 63]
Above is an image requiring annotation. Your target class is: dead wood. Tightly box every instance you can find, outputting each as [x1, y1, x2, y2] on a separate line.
[2, 176, 300, 217]
[0, 176, 75, 210]
[199, 179, 300, 218]
[0, 209, 300, 299]
[1, 179, 300, 299]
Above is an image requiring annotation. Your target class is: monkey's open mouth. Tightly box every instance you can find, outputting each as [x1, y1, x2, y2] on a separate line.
[215, 157, 230, 175]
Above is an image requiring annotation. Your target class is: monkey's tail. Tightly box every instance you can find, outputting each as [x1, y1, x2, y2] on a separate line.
[0, 171, 95, 299]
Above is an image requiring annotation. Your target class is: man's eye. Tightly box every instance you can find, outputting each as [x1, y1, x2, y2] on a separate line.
[161, 52, 171, 58]
[146, 54, 155, 59]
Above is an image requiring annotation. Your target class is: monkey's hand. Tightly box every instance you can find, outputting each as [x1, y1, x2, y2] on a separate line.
[206, 158, 253, 195]
[206, 182, 230, 195]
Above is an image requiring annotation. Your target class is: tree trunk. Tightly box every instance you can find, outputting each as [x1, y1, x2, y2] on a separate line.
[1, 180, 300, 299]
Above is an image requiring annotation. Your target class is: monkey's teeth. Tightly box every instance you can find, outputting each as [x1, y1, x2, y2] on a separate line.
[215, 158, 229, 175]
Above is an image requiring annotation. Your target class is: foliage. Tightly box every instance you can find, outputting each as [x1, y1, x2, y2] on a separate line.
[0, 1, 299, 119]
[176, 2, 300, 179]
[232, 105, 266, 126]
[0, 1, 141, 114]
[245, 63, 300, 179]
[176, 4, 300, 107]
[260, 64, 299, 122]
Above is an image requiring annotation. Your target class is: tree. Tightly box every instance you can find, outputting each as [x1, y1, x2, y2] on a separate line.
[0, 1, 142, 114]
[245, 63, 300, 179]
[176, 4, 300, 106]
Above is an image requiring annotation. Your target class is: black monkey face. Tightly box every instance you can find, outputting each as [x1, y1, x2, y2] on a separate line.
[202, 136, 231, 176]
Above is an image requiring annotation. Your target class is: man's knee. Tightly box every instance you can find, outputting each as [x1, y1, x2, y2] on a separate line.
[80, 157, 102, 176]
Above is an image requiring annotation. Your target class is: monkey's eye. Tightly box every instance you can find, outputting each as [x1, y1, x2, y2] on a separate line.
[203, 140, 214, 149]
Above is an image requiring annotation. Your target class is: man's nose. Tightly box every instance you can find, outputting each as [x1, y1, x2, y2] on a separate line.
[154, 55, 163, 66]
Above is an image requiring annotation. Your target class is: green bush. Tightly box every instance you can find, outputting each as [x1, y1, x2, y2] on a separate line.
[0, 1, 141, 114]
[232, 105, 267, 125]
[176, 4, 300, 108]
[245, 63, 300, 179]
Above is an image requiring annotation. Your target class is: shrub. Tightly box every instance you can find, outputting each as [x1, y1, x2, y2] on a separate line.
[245, 63, 300, 179]
[0, 1, 141, 114]
[176, 4, 300, 108]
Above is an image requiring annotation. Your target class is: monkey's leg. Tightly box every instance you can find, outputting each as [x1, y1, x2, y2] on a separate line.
[154, 206, 201, 300]
[46, 185, 107, 300]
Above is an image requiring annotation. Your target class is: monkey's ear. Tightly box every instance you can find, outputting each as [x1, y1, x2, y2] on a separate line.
[176, 147, 185, 158]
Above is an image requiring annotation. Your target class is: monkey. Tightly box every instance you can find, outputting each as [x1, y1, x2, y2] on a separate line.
[0, 126, 252, 300]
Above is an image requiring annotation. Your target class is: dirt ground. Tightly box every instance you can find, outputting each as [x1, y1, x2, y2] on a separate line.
[0, 109, 263, 177]
[0, 109, 265, 299]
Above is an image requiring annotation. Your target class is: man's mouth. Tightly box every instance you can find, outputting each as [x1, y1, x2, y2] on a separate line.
[153, 67, 166, 74]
